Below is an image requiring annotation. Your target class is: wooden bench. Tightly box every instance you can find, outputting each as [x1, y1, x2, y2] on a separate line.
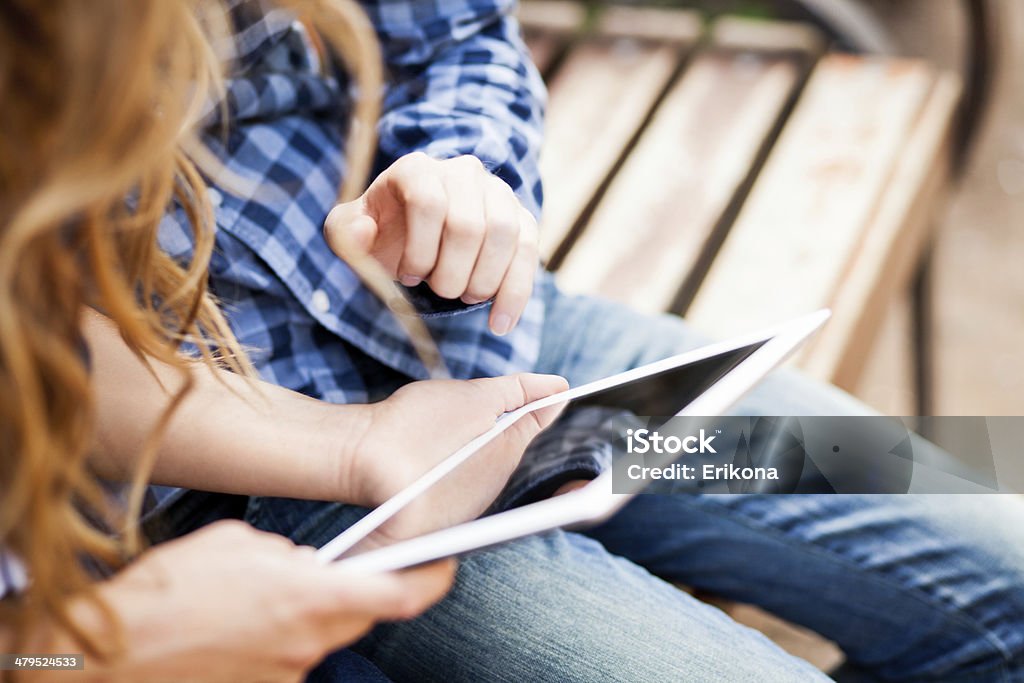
[517, 1, 964, 671]
[519, 0, 961, 397]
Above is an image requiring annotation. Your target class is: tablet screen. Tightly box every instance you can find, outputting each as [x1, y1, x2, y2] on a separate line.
[569, 339, 767, 417]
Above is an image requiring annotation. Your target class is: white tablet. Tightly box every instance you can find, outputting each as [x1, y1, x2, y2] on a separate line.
[317, 310, 830, 572]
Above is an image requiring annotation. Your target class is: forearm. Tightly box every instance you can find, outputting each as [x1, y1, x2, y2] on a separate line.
[364, 1, 547, 217]
[83, 310, 366, 502]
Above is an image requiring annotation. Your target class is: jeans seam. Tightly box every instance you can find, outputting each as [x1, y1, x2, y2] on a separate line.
[678, 497, 1018, 677]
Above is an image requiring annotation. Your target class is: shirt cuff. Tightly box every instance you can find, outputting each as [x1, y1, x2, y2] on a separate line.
[490, 458, 604, 512]
[403, 281, 492, 318]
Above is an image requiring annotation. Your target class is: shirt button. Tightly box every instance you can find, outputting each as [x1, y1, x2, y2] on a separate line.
[208, 187, 223, 207]
[311, 289, 330, 313]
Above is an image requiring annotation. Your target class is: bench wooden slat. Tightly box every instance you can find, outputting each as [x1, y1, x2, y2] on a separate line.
[517, 0, 587, 35]
[554, 49, 804, 312]
[710, 16, 825, 54]
[518, 1, 586, 74]
[798, 72, 961, 388]
[595, 5, 705, 43]
[535, 10, 701, 260]
[686, 55, 937, 343]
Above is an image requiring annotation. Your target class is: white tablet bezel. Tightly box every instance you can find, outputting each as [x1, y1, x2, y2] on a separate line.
[317, 309, 830, 568]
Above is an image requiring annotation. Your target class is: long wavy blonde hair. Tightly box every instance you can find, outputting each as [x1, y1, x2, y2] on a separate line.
[0, 0, 384, 657]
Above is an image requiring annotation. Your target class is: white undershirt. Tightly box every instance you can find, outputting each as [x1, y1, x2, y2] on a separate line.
[0, 547, 27, 598]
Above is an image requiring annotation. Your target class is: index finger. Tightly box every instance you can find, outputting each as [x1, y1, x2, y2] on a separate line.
[387, 153, 447, 285]
[489, 207, 538, 336]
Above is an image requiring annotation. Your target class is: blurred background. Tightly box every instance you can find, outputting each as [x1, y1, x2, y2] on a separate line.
[852, 0, 1024, 416]
[673, 0, 1024, 415]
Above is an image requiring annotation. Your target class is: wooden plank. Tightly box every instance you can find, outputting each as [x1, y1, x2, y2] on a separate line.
[855, 295, 917, 415]
[554, 49, 804, 311]
[517, 1, 586, 75]
[711, 16, 824, 54]
[686, 55, 938, 340]
[596, 5, 705, 43]
[711, 602, 844, 673]
[536, 9, 701, 261]
[518, 0, 587, 34]
[799, 72, 961, 388]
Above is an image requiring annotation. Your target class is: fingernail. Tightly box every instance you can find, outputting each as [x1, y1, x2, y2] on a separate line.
[491, 313, 512, 336]
[399, 275, 422, 287]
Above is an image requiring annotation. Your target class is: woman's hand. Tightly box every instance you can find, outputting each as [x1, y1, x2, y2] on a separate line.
[342, 373, 568, 545]
[324, 152, 540, 336]
[72, 521, 453, 683]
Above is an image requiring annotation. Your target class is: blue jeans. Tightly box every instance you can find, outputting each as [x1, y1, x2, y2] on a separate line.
[181, 288, 1024, 681]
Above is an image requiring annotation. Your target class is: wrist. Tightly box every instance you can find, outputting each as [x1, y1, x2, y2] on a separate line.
[316, 401, 376, 506]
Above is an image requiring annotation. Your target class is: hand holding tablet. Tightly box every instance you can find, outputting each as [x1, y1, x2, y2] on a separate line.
[338, 374, 568, 550]
[318, 310, 830, 572]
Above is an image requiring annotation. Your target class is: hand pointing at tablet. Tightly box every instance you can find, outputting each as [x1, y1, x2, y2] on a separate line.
[340, 373, 568, 546]
[325, 152, 540, 336]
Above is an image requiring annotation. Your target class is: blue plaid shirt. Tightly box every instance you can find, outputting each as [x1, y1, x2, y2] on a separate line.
[154, 0, 608, 510]
[0, 0, 614, 599]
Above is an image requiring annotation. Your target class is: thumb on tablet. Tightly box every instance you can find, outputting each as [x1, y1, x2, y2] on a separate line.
[469, 372, 569, 436]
